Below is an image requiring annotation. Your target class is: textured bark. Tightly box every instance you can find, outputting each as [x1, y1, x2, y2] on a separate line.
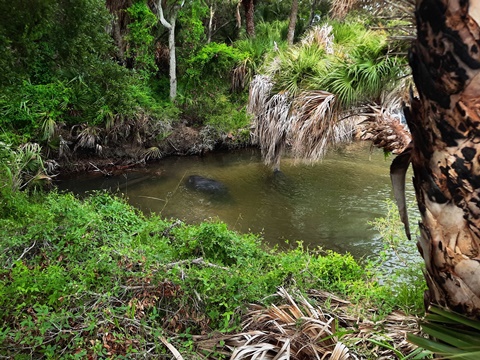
[105, 0, 134, 64]
[287, 0, 299, 45]
[406, 0, 480, 318]
[242, 0, 255, 37]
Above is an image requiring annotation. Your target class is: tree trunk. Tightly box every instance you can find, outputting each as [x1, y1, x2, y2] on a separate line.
[236, 0, 242, 30]
[156, 0, 183, 101]
[207, 4, 215, 43]
[405, 0, 480, 318]
[167, 16, 177, 101]
[242, 0, 255, 37]
[105, 0, 133, 65]
[287, 0, 299, 45]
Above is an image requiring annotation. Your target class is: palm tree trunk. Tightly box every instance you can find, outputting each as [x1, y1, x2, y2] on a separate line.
[242, 0, 255, 37]
[406, 0, 480, 318]
[287, 0, 299, 45]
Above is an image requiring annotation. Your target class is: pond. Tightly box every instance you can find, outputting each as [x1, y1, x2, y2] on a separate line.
[57, 141, 416, 259]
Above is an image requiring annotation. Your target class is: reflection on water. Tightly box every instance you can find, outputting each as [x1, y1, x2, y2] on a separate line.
[56, 141, 416, 259]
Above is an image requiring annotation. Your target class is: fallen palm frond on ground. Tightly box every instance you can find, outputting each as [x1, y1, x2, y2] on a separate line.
[193, 287, 422, 359]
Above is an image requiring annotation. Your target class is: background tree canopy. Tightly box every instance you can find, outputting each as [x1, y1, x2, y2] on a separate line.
[0, 0, 408, 161]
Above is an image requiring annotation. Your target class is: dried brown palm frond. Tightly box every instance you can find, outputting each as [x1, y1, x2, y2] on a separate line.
[289, 90, 339, 161]
[193, 288, 422, 359]
[300, 25, 334, 55]
[247, 75, 274, 116]
[252, 93, 292, 169]
[357, 79, 413, 154]
[58, 135, 71, 159]
[232, 60, 251, 93]
[236, 287, 350, 359]
[74, 125, 101, 151]
[380, 0, 415, 22]
[307, 289, 421, 359]
[249, 79, 358, 168]
[358, 106, 411, 154]
[195, 287, 350, 360]
[142, 146, 162, 161]
[330, 0, 358, 20]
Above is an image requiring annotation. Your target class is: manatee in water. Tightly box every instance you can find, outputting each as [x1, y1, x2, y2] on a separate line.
[186, 175, 229, 195]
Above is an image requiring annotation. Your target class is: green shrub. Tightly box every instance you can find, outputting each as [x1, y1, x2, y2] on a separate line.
[185, 42, 247, 83]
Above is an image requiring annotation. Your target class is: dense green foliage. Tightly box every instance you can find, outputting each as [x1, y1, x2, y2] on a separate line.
[0, 0, 407, 157]
[0, 184, 424, 357]
[262, 19, 406, 107]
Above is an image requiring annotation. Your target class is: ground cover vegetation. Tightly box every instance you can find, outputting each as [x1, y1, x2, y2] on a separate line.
[0, 151, 428, 357]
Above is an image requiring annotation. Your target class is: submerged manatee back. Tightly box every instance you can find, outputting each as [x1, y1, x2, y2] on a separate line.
[186, 175, 229, 195]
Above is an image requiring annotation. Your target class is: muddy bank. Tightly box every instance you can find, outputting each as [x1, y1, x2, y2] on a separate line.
[54, 123, 251, 175]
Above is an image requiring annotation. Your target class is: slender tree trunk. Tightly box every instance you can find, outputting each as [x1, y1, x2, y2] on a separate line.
[167, 16, 177, 100]
[242, 0, 255, 37]
[236, 0, 242, 30]
[287, 0, 299, 45]
[405, 0, 480, 318]
[207, 4, 215, 43]
[157, 0, 183, 101]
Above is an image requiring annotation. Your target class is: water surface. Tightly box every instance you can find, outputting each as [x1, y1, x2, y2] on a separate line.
[57, 142, 415, 258]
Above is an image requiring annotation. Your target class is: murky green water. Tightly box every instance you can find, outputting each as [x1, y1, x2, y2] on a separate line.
[57, 141, 416, 259]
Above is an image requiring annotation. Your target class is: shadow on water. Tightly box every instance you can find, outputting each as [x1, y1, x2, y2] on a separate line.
[56, 142, 416, 259]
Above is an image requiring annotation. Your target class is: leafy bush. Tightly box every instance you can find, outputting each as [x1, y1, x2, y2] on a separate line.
[126, 2, 158, 75]
[0, 81, 72, 140]
[185, 42, 247, 83]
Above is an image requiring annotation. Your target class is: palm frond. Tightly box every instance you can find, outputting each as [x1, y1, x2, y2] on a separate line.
[143, 146, 162, 161]
[359, 104, 411, 154]
[290, 90, 338, 160]
[41, 116, 57, 142]
[232, 60, 251, 93]
[3, 143, 50, 191]
[300, 24, 335, 55]
[330, 0, 359, 20]
[194, 288, 422, 359]
[74, 125, 100, 151]
[253, 93, 292, 168]
[408, 305, 480, 359]
[247, 75, 274, 116]
[231, 287, 350, 360]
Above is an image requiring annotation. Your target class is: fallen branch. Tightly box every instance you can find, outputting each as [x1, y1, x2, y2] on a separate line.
[159, 336, 184, 360]
[15, 240, 37, 263]
[165, 257, 229, 271]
